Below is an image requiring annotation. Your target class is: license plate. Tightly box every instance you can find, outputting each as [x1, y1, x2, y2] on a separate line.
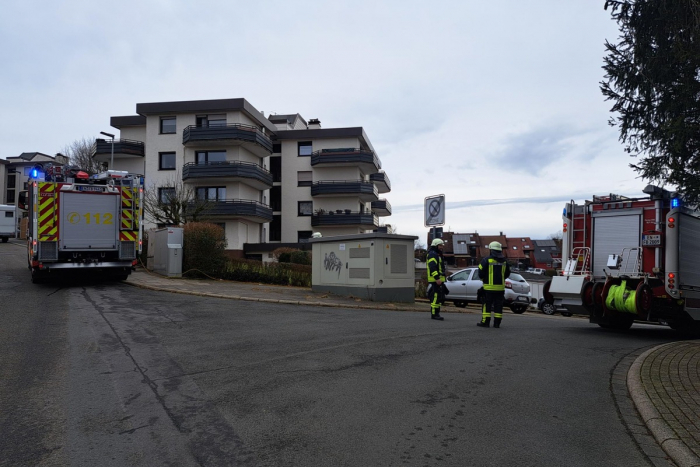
[77, 186, 104, 192]
[516, 296, 528, 302]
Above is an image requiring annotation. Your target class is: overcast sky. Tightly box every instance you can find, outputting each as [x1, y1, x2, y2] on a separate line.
[0, 1, 648, 243]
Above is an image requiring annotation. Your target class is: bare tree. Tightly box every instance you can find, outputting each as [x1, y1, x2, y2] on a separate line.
[142, 173, 213, 226]
[548, 230, 563, 250]
[61, 137, 104, 174]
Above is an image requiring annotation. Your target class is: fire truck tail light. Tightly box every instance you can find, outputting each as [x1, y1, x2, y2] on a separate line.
[668, 217, 675, 228]
[669, 273, 675, 279]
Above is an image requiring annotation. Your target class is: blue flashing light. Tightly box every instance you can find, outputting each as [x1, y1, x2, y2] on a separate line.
[31, 168, 39, 178]
[563, 208, 567, 217]
[671, 198, 681, 208]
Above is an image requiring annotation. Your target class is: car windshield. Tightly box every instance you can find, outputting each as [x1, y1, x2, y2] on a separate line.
[510, 273, 525, 282]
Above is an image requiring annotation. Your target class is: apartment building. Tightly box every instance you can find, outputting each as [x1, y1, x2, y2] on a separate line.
[97, 98, 392, 260]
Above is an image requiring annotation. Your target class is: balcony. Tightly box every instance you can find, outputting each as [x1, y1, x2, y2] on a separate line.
[311, 210, 378, 229]
[188, 199, 273, 223]
[371, 199, 392, 216]
[183, 124, 273, 157]
[311, 180, 378, 202]
[182, 161, 272, 190]
[369, 172, 391, 194]
[310, 148, 381, 174]
[92, 138, 145, 163]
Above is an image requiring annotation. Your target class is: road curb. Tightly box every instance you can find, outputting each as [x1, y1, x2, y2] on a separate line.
[628, 343, 700, 467]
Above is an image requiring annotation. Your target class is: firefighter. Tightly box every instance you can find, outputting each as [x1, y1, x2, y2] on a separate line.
[477, 241, 511, 328]
[426, 238, 447, 320]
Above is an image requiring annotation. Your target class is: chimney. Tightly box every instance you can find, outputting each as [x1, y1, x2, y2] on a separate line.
[308, 118, 321, 129]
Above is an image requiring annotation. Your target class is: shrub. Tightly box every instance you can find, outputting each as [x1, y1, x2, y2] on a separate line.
[221, 258, 311, 287]
[289, 250, 311, 265]
[271, 247, 297, 263]
[183, 222, 228, 277]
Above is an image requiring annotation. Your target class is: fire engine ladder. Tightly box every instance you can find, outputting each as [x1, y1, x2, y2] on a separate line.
[607, 247, 642, 278]
[569, 200, 587, 251]
[562, 247, 591, 276]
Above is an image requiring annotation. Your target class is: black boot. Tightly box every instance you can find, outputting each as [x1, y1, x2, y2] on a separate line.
[477, 317, 490, 328]
[431, 310, 444, 321]
[493, 318, 502, 328]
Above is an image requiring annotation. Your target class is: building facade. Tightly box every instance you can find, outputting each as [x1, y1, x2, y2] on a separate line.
[97, 98, 392, 260]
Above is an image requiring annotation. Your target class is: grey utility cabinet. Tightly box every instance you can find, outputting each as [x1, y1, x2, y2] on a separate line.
[152, 227, 183, 277]
[309, 233, 418, 303]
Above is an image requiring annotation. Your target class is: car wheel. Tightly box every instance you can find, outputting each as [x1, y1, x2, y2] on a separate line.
[541, 303, 556, 315]
[561, 312, 573, 317]
[453, 300, 467, 308]
[510, 305, 526, 314]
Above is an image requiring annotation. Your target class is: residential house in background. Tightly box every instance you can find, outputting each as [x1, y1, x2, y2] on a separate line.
[95, 98, 392, 261]
[426, 230, 559, 271]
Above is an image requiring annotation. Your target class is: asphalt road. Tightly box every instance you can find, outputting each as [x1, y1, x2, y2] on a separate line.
[0, 242, 682, 466]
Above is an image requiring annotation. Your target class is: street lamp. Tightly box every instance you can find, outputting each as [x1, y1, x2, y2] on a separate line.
[100, 131, 115, 170]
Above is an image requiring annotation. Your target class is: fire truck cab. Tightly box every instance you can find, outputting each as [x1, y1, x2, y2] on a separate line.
[545, 185, 700, 333]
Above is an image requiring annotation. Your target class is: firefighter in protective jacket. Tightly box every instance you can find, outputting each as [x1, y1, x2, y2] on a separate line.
[477, 241, 511, 328]
[426, 238, 447, 320]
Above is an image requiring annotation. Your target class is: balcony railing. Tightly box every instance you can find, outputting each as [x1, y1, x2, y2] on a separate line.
[310, 148, 381, 172]
[371, 199, 392, 216]
[310, 180, 378, 201]
[311, 210, 378, 228]
[92, 138, 145, 159]
[187, 199, 273, 222]
[369, 172, 391, 193]
[183, 123, 273, 155]
[182, 161, 272, 189]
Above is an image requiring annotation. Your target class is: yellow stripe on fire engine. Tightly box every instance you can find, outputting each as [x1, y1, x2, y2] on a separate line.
[121, 187, 133, 208]
[120, 232, 137, 241]
[38, 182, 57, 240]
[121, 209, 134, 230]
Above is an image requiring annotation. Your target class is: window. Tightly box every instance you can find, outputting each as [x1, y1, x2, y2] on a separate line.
[213, 222, 226, 240]
[6, 191, 15, 203]
[270, 215, 281, 241]
[512, 246, 518, 250]
[159, 152, 176, 170]
[5, 210, 13, 218]
[298, 141, 312, 156]
[7, 176, 15, 189]
[159, 187, 175, 204]
[270, 156, 281, 182]
[297, 171, 312, 187]
[160, 117, 176, 134]
[272, 143, 281, 154]
[195, 151, 227, 164]
[298, 231, 313, 242]
[196, 114, 226, 128]
[298, 201, 313, 216]
[196, 187, 226, 201]
[270, 186, 281, 211]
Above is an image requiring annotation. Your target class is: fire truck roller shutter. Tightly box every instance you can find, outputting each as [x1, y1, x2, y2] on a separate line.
[59, 192, 120, 250]
[679, 213, 700, 291]
[591, 210, 641, 280]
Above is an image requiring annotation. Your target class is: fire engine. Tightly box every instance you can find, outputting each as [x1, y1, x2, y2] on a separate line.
[544, 185, 700, 333]
[24, 164, 144, 283]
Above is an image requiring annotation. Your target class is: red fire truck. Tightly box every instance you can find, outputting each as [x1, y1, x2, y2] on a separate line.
[24, 164, 144, 283]
[545, 185, 700, 333]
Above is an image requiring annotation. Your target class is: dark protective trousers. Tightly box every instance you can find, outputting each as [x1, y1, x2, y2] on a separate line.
[481, 290, 505, 324]
[428, 283, 445, 316]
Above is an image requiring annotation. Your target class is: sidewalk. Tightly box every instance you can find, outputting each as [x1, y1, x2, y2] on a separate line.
[124, 268, 700, 467]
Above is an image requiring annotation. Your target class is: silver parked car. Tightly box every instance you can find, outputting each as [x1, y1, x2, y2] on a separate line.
[443, 268, 533, 314]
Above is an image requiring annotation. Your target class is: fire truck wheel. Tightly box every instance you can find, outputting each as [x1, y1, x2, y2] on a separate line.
[610, 314, 635, 330]
[591, 282, 605, 319]
[581, 281, 595, 310]
[635, 283, 653, 317]
[1, 237, 7, 243]
[30, 268, 45, 284]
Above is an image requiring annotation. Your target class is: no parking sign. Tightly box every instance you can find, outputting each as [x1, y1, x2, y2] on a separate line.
[424, 194, 445, 227]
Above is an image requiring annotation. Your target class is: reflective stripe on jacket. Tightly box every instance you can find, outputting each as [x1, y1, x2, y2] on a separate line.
[478, 256, 510, 291]
[426, 249, 445, 283]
